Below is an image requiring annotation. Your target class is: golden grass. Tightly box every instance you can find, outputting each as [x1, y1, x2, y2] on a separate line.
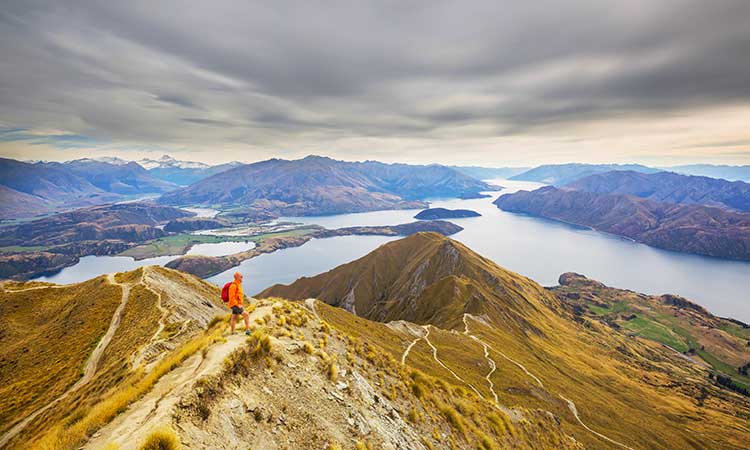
[138, 426, 181, 450]
[0, 276, 122, 433]
[32, 321, 226, 450]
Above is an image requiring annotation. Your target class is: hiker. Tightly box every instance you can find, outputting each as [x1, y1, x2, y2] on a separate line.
[227, 271, 251, 335]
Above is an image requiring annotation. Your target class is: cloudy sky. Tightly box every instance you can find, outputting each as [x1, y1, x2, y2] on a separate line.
[1, 0, 749, 166]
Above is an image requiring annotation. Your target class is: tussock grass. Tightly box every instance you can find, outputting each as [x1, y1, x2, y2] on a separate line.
[139, 426, 181, 450]
[327, 362, 339, 382]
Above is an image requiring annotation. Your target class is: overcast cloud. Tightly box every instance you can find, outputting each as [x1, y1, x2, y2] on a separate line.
[0, 0, 749, 165]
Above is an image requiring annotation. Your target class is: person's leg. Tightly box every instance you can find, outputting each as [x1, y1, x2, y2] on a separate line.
[242, 311, 250, 331]
[230, 314, 237, 333]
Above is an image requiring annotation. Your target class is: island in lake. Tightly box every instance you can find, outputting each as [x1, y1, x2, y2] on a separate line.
[414, 207, 481, 220]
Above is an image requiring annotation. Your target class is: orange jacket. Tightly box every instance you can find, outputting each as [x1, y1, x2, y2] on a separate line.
[228, 281, 244, 308]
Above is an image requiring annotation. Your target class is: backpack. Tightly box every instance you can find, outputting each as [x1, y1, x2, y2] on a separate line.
[221, 282, 232, 303]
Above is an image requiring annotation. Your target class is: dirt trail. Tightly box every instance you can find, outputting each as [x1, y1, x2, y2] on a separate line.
[304, 298, 321, 320]
[421, 325, 484, 398]
[131, 282, 167, 368]
[463, 314, 632, 450]
[560, 395, 634, 450]
[400, 337, 422, 365]
[0, 274, 132, 448]
[85, 302, 274, 450]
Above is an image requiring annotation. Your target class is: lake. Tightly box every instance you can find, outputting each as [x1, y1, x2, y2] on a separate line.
[34, 240, 255, 284]
[271, 179, 750, 322]
[31, 179, 750, 322]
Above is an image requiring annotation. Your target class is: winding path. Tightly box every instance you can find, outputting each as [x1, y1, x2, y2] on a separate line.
[0, 274, 132, 448]
[462, 314, 633, 450]
[400, 336, 422, 365]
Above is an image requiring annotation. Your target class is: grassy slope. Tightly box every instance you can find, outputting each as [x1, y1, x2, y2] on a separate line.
[553, 277, 750, 389]
[1, 266, 226, 450]
[262, 233, 750, 449]
[0, 276, 122, 433]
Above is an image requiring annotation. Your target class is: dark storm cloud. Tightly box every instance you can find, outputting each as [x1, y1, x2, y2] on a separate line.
[0, 0, 749, 158]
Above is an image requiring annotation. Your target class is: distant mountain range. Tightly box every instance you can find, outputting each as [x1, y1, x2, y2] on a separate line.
[664, 164, 750, 182]
[495, 184, 750, 260]
[0, 158, 134, 220]
[159, 155, 495, 217]
[510, 163, 659, 185]
[450, 165, 529, 180]
[567, 170, 750, 211]
[137, 155, 243, 185]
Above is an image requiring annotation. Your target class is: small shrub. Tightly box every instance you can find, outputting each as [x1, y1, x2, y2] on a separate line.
[303, 342, 315, 354]
[139, 426, 181, 450]
[328, 362, 339, 382]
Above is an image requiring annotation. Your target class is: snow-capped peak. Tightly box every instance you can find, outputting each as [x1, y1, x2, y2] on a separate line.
[137, 154, 210, 170]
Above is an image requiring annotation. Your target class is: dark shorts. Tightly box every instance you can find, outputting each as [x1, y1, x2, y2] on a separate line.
[231, 306, 244, 315]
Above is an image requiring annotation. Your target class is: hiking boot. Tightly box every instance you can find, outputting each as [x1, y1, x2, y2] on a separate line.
[245, 330, 251, 336]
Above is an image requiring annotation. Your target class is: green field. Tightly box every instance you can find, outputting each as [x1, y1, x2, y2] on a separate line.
[119, 234, 242, 259]
[621, 316, 689, 352]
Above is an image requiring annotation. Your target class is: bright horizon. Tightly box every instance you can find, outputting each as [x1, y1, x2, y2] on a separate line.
[1, 1, 749, 166]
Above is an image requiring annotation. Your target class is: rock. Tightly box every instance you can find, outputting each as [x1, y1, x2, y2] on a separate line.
[262, 386, 273, 395]
[228, 399, 242, 409]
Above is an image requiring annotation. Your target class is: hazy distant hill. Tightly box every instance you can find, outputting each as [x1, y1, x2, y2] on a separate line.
[450, 165, 529, 180]
[664, 164, 750, 182]
[61, 159, 177, 195]
[159, 155, 493, 217]
[140, 155, 243, 185]
[494, 186, 750, 260]
[510, 163, 658, 185]
[0, 157, 180, 220]
[0, 158, 120, 220]
[567, 170, 750, 211]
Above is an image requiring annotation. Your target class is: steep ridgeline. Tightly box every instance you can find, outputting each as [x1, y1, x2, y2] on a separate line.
[260, 232, 559, 332]
[0, 266, 578, 450]
[159, 155, 494, 217]
[0, 157, 176, 220]
[0, 267, 226, 450]
[510, 163, 658, 186]
[566, 170, 750, 211]
[493, 186, 750, 260]
[262, 233, 750, 449]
